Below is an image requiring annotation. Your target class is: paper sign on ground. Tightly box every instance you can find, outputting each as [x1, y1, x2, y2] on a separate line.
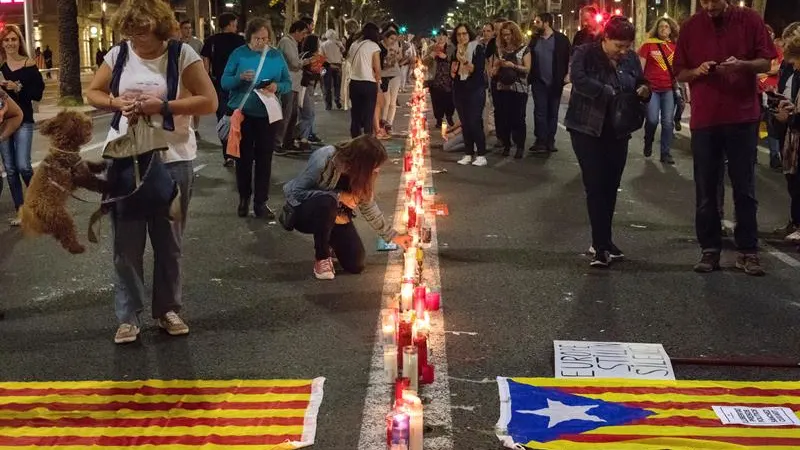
[554, 340, 675, 380]
[713, 406, 800, 426]
[255, 91, 283, 124]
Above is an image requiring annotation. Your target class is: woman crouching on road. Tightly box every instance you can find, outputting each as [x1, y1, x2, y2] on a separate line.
[283, 134, 412, 280]
[565, 16, 650, 268]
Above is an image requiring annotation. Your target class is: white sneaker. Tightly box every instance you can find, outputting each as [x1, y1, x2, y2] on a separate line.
[786, 230, 800, 242]
[472, 156, 488, 167]
[457, 155, 473, 165]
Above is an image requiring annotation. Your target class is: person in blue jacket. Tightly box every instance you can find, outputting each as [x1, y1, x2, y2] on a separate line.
[222, 17, 291, 219]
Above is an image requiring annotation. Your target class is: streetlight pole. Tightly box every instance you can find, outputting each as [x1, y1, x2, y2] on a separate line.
[22, 0, 34, 56]
[101, 1, 107, 50]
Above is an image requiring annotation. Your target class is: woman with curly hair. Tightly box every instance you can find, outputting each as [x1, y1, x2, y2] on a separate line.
[85, 0, 217, 344]
[638, 16, 680, 164]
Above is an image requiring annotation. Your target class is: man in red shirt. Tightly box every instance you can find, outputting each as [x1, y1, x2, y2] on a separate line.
[674, 0, 776, 276]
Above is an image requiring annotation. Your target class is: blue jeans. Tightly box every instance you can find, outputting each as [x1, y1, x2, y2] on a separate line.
[0, 122, 34, 209]
[532, 80, 563, 147]
[297, 87, 316, 140]
[644, 91, 675, 158]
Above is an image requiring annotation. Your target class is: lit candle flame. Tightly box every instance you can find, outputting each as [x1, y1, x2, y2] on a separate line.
[441, 122, 448, 140]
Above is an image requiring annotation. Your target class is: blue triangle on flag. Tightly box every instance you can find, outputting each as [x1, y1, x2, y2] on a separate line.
[506, 379, 655, 444]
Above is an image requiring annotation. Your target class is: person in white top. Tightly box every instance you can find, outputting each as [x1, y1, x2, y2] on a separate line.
[85, 0, 217, 345]
[347, 22, 381, 137]
[179, 20, 204, 136]
[321, 29, 345, 110]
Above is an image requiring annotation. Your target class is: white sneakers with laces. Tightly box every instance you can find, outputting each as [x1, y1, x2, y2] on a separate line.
[457, 155, 488, 166]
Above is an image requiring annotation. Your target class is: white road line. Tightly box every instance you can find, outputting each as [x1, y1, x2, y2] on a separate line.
[357, 145, 453, 449]
[193, 163, 208, 173]
[31, 142, 105, 169]
[767, 246, 800, 268]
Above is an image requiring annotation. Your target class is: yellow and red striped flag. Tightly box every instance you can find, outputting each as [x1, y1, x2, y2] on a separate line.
[0, 377, 325, 449]
[497, 377, 800, 449]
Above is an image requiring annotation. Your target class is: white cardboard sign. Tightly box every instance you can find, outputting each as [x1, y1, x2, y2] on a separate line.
[713, 406, 800, 426]
[553, 340, 675, 380]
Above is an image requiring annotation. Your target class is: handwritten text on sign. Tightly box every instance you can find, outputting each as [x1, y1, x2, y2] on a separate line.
[553, 341, 676, 380]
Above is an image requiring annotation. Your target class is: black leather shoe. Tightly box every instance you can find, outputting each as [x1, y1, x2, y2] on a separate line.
[254, 203, 276, 220]
[238, 198, 250, 218]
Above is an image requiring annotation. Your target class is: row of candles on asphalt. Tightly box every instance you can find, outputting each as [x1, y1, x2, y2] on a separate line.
[384, 64, 439, 450]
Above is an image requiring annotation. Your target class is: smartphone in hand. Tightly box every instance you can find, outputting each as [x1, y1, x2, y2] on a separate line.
[255, 79, 273, 89]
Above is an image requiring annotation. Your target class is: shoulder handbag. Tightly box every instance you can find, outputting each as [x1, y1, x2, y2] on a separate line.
[216, 45, 269, 148]
[656, 43, 686, 128]
[609, 90, 646, 137]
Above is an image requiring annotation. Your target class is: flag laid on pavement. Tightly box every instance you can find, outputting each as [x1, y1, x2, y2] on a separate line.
[497, 377, 800, 449]
[0, 377, 325, 449]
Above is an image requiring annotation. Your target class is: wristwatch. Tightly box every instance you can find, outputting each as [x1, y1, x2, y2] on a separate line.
[160, 100, 171, 116]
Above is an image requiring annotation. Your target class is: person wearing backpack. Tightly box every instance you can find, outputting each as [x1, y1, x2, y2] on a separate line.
[85, 0, 217, 344]
[490, 21, 530, 159]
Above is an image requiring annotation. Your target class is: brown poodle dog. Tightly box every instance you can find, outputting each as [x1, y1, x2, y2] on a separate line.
[18, 111, 107, 254]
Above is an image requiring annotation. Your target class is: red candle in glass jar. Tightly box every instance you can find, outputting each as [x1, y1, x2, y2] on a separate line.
[407, 205, 417, 229]
[421, 364, 435, 385]
[425, 292, 441, 311]
[403, 153, 412, 172]
[395, 378, 410, 404]
[414, 334, 428, 373]
[397, 320, 413, 370]
[414, 286, 426, 318]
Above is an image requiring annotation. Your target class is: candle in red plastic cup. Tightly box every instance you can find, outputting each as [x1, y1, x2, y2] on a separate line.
[425, 292, 441, 311]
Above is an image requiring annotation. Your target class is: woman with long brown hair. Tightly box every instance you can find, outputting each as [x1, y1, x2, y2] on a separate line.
[491, 21, 530, 159]
[0, 24, 45, 225]
[283, 135, 412, 280]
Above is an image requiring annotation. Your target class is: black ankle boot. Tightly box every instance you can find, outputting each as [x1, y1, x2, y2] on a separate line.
[238, 198, 250, 217]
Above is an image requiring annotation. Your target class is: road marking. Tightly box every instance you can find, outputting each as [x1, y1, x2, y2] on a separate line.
[193, 163, 208, 173]
[723, 220, 800, 268]
[444, 330, 478, 336]
[357, 140, 453, 450]
[31, 142, 105, 168]
[447, 376, 496, 384]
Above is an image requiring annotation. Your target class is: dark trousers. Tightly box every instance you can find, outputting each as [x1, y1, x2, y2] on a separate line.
[323, 67, 342, 109]
[294, 195, 366, 274]
[571, 131, 629, 252]
[495, 90, 528, 150]
[453, 86, 486, 156]
[532, 80, 563, 146]
[787, 174, 800, 226]
[692, 122, 759, 253]
[214, 79, 232, 160]
[236, 116, 275, 204]
[349, 80, 378, 138]
[276, 91, 299, 148]
[430, 86, 455, 126]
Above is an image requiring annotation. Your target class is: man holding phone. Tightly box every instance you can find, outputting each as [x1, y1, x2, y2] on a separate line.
[674, 0, 777, 276]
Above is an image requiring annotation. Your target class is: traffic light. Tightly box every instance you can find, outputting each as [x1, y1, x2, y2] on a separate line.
[432, 28, 438, 36]
[613, 8, 622, 15]
[399, 25, 407, 34]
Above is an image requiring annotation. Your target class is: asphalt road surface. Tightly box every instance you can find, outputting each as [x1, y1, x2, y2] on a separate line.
[2, 92, 800, 449]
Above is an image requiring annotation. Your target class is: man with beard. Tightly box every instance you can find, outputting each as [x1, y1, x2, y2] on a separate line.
[528, 12, 571, 153]
[674, 0, 776, 275]
[572, 5, 602, 50]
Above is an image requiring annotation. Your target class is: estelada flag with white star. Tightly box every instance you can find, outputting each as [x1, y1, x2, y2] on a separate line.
[497, 377, 800, 449]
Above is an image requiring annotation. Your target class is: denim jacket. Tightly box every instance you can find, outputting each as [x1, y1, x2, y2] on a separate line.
[283, 146, 397, 241]
[564, 42, 648, 137]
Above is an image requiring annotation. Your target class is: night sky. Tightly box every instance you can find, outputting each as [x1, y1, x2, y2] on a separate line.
[384, 0, 454, 34]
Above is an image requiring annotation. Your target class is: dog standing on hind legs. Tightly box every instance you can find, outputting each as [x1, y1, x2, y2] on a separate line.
[18, 111, 107, 254]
